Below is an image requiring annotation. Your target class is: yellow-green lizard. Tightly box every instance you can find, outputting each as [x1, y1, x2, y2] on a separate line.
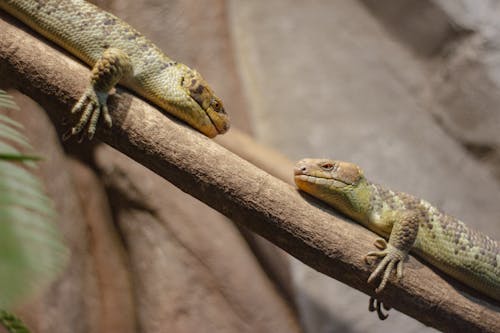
[0, 0, 230, 140]
[294, 158, 499, 319]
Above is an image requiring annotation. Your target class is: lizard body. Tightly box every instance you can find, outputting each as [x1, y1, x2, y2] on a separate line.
[294, 159, 499, 317]
[0, 0, 229, 139]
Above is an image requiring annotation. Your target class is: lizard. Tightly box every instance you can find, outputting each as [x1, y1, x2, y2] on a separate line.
[294, 158, 500, 319]
[0, 0, 230, 140]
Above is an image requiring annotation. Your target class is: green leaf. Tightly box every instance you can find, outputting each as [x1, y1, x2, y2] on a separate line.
[0, 154, 41, 161]
[0, 91, 20, 111]
[0, 91, 67, 309]
[0, 310, 30, 333]
[0, 122, 32, 149]
[0, 115, 22, 128]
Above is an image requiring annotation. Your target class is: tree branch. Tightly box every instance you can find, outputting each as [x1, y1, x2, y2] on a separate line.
[1, 13, 498, 332]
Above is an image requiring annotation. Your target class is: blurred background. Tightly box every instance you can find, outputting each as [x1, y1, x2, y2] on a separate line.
[2, 0, 499, 332]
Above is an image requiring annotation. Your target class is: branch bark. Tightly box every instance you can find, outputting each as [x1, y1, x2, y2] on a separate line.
[1, 13, 499, 333]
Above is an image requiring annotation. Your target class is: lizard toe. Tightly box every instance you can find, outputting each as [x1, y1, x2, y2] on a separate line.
[367, 244, 407, 293]
[65, 88, 109, 141]
[364, 249, 386, 264]
[373, 238, 388, 250]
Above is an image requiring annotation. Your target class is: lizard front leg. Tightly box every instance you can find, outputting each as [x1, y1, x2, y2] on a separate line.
[365, 210, 420, 293]
[363, 210, 420, 319]
[63, 48, 132, 140]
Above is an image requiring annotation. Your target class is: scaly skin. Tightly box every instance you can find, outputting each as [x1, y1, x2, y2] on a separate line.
[294, 158, 500, 318]
[0, 0, 230, 139]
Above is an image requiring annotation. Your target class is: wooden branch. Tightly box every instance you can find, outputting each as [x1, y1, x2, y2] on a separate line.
[1, 13, 499, 333]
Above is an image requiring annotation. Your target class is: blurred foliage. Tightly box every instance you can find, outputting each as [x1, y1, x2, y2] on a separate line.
[0, 310, 30, 333]
[0, 89, 67, 313]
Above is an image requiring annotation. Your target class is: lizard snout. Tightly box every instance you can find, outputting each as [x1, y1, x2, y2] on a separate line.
[294, 165, 308, 176]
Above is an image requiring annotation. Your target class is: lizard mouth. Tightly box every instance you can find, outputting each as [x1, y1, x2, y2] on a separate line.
[294, 174, 349, 188]
[181, 73, 230, 136]
[293, 159, 360, 188]
[294, 165, 350, 188]
[205, 106, 230, 134]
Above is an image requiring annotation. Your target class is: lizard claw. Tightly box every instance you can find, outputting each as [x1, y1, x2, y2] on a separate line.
[364, 238, 388, 264]
[365, 242, 406, 293]
[369, 297, 391, 320]
[373, 238, 387, 250]
[63, 88, 110, 141]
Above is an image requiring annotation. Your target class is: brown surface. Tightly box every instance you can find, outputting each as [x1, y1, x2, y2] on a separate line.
[0, 3, 300, 331]
[215, 130, 294, 185]
[95, 145, 300, 333]
[216, 130, 297, 303]
[68, 159, 136, 333]
[1, 90, 300, 333]
[94, 0, 295, 309]
[1, 14, 499, 332]
[2, 71, 300, 333]
[3, 91, 99, 333]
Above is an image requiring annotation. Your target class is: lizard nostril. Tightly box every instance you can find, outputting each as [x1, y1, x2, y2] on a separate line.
[294, 166, 307, 175]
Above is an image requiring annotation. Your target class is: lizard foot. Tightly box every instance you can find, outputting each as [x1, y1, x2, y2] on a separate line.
[369, 297, 391, 320]
[63, 87, 112, 141]
[364, 238, 406, 293]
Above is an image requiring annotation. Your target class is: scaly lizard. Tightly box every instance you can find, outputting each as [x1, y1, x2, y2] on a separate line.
[294, 158, 500, 319]
[0, 0, 230, 140]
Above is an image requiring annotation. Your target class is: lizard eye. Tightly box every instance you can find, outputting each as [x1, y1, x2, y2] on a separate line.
[211, 99, 225, 114]
[213, 101, 220, 110]
[320, 162, 335, 171]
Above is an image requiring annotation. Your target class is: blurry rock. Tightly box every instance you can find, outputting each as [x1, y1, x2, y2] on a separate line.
[430, 34, 500, 168]
[95, 145, 301, 333]
[361, 0, 468, 57]
[4, 91, 100, 333]
[361, 0, 500, 183]
[68, 159, 135, 333]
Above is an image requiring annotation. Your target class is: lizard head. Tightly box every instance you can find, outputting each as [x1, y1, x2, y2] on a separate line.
[178, 69, 230, 137]
[294, 158, 364, 189]
[294, 158, 368, 218]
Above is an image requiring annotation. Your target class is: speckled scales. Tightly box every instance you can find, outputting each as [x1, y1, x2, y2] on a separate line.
[1, 0, 176, 98]
[369, 183, 500, 301]
[0, 0, 230, 138]
[294, 158, 500, 303]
